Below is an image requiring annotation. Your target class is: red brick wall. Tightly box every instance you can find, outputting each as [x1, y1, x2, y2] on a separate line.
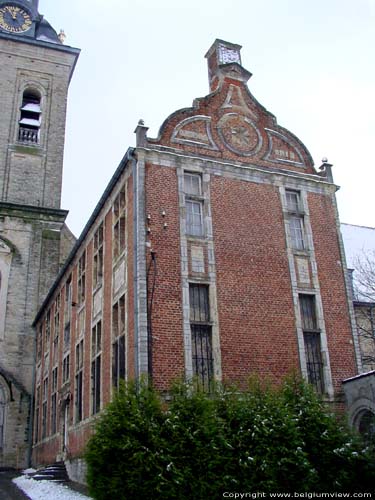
[210, 176, 299, 385]
[308, 192, 357, 392]
[145, 163, 185, 390]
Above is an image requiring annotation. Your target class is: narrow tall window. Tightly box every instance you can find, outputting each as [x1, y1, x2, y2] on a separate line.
[41, 377, 48, 439]
[184, 173, 204, 237]
[44, 310, 51, 349]
[51, 367, 58, 435]
[113, 187, 126, 260]
[64, 276, 72, 348]
[93, 224, 104, 288]
[77, 252, 86, 306]
[53, 294, 60, 365]
[299, 294, 324, 393]
[34, 386, 41, 444]
[112, 295, 126, 389]
[36, 325, 42, 362]
[91, 321, 102, 414]
[286, 190, 305, 250]
[62, 354, 70, 384]
[75, 340, 84, 422]
[18, 89, 41, 144]
[189, 284, 213, 390]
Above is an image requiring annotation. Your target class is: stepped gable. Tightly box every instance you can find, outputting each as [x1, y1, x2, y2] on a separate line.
[147, 39, 315, 175]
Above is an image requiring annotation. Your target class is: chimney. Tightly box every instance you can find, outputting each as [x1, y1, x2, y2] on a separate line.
[205, 39, 251, 92]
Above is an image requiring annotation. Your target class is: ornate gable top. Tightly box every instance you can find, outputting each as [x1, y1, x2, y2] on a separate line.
[140, 40, 324, 178]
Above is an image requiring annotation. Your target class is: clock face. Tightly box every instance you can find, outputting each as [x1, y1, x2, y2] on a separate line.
[0, 4, 32, 33]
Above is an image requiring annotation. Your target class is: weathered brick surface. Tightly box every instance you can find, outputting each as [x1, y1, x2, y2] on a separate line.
[308, 192, 357, 392]
[210, 176, 299, 385]
[145, 163, 184, 390]
[30, 40, 361, 480]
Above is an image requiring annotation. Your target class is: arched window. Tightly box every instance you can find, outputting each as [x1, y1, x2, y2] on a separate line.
[357, 409, 375, 440]
[18, 89, 41, 145]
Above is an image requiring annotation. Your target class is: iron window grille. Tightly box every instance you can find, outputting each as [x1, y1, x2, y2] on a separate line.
[189, 284, 213, 390]
[75, 340, 84, 422]
[112, 295, 126, 389]
[91, 321, 102, 414]
[51, 367, 58, 435]
[299, 294, 324, 393]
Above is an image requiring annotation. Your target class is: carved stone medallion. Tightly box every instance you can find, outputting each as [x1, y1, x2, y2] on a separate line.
[218, 113, 262, 156]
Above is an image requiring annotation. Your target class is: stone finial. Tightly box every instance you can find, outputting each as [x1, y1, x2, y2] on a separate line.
[319, 157, 334, 183]
[134, 119, 149, 147]
[58, 30, 66, 44]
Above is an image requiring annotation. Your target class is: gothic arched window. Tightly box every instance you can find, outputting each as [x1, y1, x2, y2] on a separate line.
[18, 89, 41, 145]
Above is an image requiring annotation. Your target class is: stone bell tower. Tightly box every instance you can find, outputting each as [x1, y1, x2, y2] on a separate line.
[0, 0, 79, 467]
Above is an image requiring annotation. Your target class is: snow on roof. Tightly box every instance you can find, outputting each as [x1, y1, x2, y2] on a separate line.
[13, 476, 92, 500]
[341, 223, 375, 270]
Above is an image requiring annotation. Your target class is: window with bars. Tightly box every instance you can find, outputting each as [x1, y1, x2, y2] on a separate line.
[299, 294, 324, 393]
[91, 321, 102, 414]
[93, 224, 104, 289]
[113, 187, 126, 260]
[77, 252, 86, 306]
[41, 377, 48, 439]
[34, 386, 40, 444]
[75, 340, 84, 422]
[51, 367, 58, 435]
[286, 190, 305, 250]
[112, 295, 126, 389]
[189, 284, 213, 390]
[184, 173, 204, 237]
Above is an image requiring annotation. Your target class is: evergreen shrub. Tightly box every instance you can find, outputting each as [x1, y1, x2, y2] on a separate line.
[85, 377, 375, 499]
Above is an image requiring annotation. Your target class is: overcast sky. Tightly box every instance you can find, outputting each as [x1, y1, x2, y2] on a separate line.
[39, 0, 375, 237]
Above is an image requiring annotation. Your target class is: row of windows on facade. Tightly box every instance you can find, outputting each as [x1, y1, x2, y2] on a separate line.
[184, 173, 307, 250]
[34, 284, 324, 443]
[189, 283, 324, 393]
[34, 294, 126, 442]
[36, 186, 126, 361]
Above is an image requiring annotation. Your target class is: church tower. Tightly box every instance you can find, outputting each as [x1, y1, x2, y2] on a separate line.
[0, 0, 79, 467]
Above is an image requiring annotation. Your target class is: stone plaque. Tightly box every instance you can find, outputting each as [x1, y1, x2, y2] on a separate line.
[113, 260, 125, 294]
[93, 287, 103, 317]
[191, 245, 205, 273]
[296, 256, 310, 285]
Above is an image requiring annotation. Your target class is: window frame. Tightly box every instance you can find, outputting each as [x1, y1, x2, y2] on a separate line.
[184, 172, 204, 237]
[299, 294, 325, 394]
[285, 189, 306, 251]
[189, 284, 213, 390]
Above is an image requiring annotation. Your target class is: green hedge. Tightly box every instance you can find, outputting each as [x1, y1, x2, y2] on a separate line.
[85, 378, 375, 499]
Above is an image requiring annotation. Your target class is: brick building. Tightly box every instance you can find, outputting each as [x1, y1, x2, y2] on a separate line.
[29, 38, 362, 481]
[0, 0, 79, 467]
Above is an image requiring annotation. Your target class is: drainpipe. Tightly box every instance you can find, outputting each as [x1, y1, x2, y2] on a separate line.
[27, 326, 38, 467]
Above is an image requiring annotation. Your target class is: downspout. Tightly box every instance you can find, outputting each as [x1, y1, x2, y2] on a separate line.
[27, 326, 37, 467]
